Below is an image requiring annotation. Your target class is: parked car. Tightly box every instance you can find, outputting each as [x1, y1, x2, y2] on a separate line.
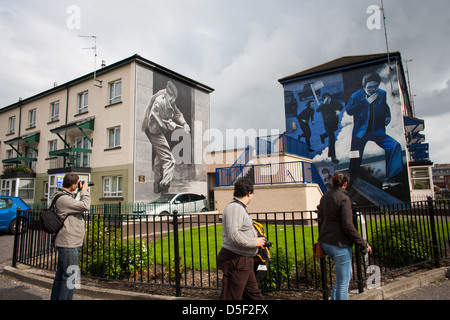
[0, 196, 32, 234]
[134, 192, 208, 216]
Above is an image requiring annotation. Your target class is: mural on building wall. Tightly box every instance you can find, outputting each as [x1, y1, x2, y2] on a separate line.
[140, 73, 193, 195]
[284, 62, 410, 204]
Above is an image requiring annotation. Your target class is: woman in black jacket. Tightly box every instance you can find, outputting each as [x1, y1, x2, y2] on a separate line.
[318, 172, 372, 300]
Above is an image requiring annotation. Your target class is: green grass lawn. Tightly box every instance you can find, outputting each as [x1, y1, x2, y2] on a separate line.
[149, 223, 320, 270]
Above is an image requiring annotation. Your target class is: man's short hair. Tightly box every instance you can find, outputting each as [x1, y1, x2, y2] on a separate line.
[362, 72, 381, 88]
[233, 178, 254, 198]
[63, 173, 79, 188]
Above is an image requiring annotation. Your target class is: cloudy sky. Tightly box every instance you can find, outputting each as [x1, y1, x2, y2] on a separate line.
[1, 0, 449, 163]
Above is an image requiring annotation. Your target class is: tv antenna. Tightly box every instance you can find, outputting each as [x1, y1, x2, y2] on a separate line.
[78, 35, 102, 88]
[380, 0, 394, 95]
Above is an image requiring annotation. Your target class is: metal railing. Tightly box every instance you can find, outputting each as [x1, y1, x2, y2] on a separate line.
[216, 160, 327, 193]
[256, 134, 312, 158]
[12, 199, 450, 299]
[215, 146, 252, 187]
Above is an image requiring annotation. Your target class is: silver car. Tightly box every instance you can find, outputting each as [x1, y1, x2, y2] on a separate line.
[138, 192, 208, 215]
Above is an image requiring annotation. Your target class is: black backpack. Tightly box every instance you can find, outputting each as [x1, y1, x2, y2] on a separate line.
[40, 194, 67, 234]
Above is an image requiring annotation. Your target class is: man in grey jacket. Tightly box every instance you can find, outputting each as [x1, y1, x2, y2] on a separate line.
[50, 173, 91, 300]
[217, 178, 265, 300]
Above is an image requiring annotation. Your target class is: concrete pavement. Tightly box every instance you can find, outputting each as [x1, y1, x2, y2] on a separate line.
[2, 261, 449, 300]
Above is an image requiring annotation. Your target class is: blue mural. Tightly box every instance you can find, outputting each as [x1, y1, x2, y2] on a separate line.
[283, 63, 410, 205]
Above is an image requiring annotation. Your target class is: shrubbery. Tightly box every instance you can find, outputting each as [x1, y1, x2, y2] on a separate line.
[80, 220, 150, 280]
[370, 218, 434, 267]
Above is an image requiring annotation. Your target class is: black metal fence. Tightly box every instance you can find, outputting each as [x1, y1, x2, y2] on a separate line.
[12, 199, 450, 299]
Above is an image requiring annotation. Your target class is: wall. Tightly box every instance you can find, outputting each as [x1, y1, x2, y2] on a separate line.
[134, 63, 209, 202]
[283, 60, 410, 205]
[214, 183, 322, 215]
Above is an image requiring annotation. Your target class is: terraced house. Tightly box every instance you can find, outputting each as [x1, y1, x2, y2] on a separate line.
[0, 54, 214, 205]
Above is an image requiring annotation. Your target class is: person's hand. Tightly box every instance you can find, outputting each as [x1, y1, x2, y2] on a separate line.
[183, 123, 190, 133]
[367, 245, 372, 254]
[81, 181, 89, 191]
[255, 237, 266, 248]
[165, 119, 177, 131]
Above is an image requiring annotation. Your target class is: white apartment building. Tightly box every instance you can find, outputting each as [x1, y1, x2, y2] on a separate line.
[0, 54, 214, 205]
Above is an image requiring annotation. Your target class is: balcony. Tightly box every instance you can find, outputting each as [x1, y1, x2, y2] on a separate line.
[48, 116, 94, 173]
[256, 133, 312, 158]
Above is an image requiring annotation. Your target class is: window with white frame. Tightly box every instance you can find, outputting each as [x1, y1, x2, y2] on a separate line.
[107, 126, 121, 148]
[28, 109, 36, 128]
[411, 168, 431, 190]
[6, 149, 14, 160]
[109, 80, 122, 104]
[50, 101, 59, 122]
[103, 176, 123, 197]
[48, 140, 58, 157]
[78, 91, 88, 114]
[8, 116, 15, 134]
[74, 136, 91, 167]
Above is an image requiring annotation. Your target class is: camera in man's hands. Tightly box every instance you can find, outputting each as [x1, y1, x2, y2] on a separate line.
[258, 235, 272, 248]
[78, 180, 94, 190]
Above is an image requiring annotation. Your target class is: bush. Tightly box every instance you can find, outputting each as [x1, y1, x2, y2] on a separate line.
[370, 218, 433, 267]
[80, 220, 150, 280]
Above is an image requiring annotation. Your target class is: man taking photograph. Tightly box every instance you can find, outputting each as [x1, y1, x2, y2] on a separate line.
[50, 173, 91, 300]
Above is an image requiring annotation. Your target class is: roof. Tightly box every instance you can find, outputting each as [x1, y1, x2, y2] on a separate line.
[278, 52, 402, 84]
[1, 54, 214, 113]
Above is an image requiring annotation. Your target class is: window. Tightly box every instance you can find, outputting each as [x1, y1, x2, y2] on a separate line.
[18, 178, 34, 201]
[6, 149, 14, 160]
[0, 198, 13, 209]
[78, 91, 88, 114]
[50, 101, 59, 122]
[8, 116, 15, 134]
[109, 80, 122, 104]
[74, 137, 91, 167]
[411, 168, 431, 190]
[1, 180, 13, 196]
[28, 109, 36, 128]
[107, 126, 121, 148]
[43, 181, 49, 200]
[48, 140, 58, 157]
[103, 176, 123, 197]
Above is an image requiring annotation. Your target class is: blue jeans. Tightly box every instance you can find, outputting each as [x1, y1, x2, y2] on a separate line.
[321, 242, 353, 300]
[51, 247, 80, 300]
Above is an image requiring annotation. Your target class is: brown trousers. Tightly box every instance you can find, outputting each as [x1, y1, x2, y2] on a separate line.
[216, 247, 264, 300]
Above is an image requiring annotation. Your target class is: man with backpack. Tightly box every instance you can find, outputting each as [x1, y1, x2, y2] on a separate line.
[50, 173, 91, 300]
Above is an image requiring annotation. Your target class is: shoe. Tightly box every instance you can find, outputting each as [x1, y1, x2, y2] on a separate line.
[382, 179, 403, 190]
[160, 183, 170, 194]
[331, 157, 339, 164]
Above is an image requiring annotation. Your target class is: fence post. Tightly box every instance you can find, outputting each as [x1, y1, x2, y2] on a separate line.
[316, 205, 328, 300]
[172, 210, 182, 297]
[11, 207, 21, 268]
[427, 196, 440, 268]
[352, 203, 364, 294]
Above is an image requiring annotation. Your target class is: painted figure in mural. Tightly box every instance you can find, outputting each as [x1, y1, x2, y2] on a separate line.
[316, 93, 343, 164]
[142, 81, 190, 194]
[346, 72, 403, 190]
[296, 100, 315, 151]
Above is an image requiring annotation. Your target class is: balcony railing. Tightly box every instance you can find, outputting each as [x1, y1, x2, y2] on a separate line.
[216, 160, 327, 193]
[256, 134, 312, 158]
